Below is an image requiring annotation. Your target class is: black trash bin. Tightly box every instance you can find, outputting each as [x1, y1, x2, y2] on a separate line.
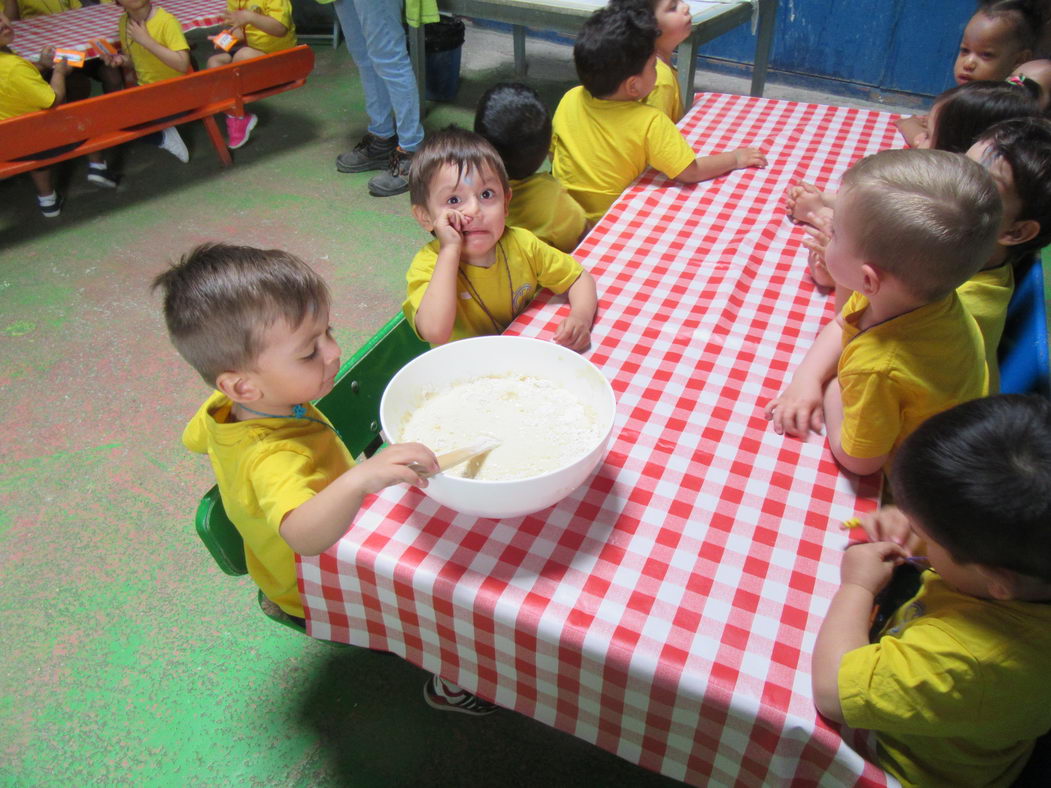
[424, 15, 465, 102]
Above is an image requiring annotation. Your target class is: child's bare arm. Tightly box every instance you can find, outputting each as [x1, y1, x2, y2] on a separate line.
[812, 541, 907, 721]
[279, 443, 439, 556]
[226, 9, 288, 38]
[894, 115, 928, 148]
[413, 209, 468, 344]
[38, 48, 70, 105]
[125, 19, 191, 74]
[822, 381, 889, 476]
[553, 270, 597, 352]
[764, 317, 843, 437]
[673, 147, 767, 184]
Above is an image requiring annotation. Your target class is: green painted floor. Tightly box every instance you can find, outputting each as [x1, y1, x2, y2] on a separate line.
[3, 28, 1046, 788]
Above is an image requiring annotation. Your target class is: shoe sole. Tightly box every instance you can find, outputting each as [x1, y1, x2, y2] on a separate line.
[228, 115, 259, 151]
[368, 181, 410, 197]
[87, 174, 118, 188]
[336, 158, 393, 173]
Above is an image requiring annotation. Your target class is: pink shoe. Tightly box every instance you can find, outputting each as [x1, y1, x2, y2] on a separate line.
[226, 113, 258, 150]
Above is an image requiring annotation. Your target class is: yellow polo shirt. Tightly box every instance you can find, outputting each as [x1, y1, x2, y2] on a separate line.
[508, 173, 588, 253]
[15, 0, 80, 19]
[119, 8, 189, 85]
[644, 57, 684, 122]
[0, 52, 55, 119]
[957, 262, 1014, 393]
[229, 0, 297, 53]
[550, 85, 696, 222]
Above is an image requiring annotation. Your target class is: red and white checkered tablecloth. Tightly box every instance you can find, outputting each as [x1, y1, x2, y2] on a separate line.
[9, 0, 225, 61]
[300, 93, 902, 786]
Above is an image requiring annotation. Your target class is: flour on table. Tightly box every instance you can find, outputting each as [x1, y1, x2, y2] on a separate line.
[400, 375, 603, 480]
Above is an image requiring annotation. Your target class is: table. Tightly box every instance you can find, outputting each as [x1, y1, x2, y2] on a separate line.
[8, 0, 226, 61]
[408, 0, 778, 107]
[300, 93, 900, 785]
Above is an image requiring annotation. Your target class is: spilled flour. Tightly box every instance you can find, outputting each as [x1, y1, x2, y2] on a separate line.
[400, 374, 604, 480]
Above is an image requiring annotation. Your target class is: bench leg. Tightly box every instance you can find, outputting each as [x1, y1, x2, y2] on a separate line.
[203, 116, 233, 167]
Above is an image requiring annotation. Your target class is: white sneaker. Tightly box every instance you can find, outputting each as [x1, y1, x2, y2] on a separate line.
[157, 126, 189, 163]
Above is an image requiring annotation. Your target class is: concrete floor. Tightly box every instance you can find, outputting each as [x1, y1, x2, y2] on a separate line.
[0, 24, 932, 787]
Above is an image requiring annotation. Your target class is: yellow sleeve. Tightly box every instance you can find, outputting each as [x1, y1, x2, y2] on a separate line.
[402, 241, 440, 337]
[645, 114, 696, 179]
[840, 627, 984, 737]
[244, 0, 297, 53]
[155, 10, 190, 53]
[0, 58, 56, 119]
[838, 366, 902, 459]
[250, 445, 332, 533]
[518, 229, 584, 294]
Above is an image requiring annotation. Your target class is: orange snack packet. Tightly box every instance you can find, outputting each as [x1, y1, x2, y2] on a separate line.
[53, 48, 86, 68]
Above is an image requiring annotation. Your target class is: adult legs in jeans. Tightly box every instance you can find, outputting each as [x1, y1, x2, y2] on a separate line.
[333, 0, 424, 194]
[333, 0, 423, 150]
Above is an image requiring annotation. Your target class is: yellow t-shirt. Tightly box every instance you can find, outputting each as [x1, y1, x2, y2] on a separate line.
[15, 0, 80, 19]
[957, 262, 1014, 394]
[403, 225, 585, 343]
[508, 173, 588, 253]
[840, 571, 1051, 788]
[182, 392, 354, 619]
[229, 0, 297, 54]
[0, 52, 55, 119]
[838, 291, 987, 461]
[550, 85, 697, 223]
[119, 8, 189, 85]
[643, 57, 684, 122]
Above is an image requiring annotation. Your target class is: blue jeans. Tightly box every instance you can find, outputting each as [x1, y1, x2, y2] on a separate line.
[333, 0, 424, 152]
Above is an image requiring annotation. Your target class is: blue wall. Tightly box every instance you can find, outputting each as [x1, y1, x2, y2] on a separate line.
[699, 0, 975, 100]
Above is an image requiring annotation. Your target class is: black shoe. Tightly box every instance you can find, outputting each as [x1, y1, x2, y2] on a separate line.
[38, 193, 63, 218]
[368, 147, 413, 197]
[336, 133, 398, 173]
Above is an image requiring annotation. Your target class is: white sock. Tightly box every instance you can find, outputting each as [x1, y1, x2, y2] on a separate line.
[38, 191, 57, 206]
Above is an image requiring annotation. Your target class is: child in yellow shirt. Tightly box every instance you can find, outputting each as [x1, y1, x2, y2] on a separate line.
[613, 0, 694, 122]
[813, 395, 1051, 787]
[551, 4, 765, 223]
[404, 126, 597, 349]
[101, 0, 192, 162]
[205, 0, 297, 148]
[765, 150, 1000, 476]
[474, 81, 588, 253]
[156, 242, 498, 716]
[959, 116, 1051, 392]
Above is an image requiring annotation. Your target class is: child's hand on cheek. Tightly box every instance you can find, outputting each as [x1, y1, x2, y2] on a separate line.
[433, 208, 468, 250]
[554, 316, 591, 352]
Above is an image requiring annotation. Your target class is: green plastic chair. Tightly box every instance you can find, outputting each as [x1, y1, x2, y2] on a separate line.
[193, 314, 430, 633]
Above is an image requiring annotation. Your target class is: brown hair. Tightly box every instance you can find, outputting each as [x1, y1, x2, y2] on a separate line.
[408, 126, 509, 208]
[839, 149, 1002, 300]
[152, 243, 330, 385]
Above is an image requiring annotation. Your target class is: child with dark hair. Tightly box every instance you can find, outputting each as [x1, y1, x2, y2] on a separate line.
[474, 82, 588, 252]
[813, 394, 1051, 787]
[1009, 57, 1051, 110]
[897, 0, 1043, 146]
[959, 116, 1051, 390]
[611, 0, 695, 121]
[550, 4, 765, 222]
[405, 126, 597, 348]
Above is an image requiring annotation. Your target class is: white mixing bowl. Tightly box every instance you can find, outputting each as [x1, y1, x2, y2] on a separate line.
[380, 336, 617, 519]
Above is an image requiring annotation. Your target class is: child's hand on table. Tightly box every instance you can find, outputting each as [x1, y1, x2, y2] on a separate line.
[554, 316, 591, 352]
[733, 147, 767, 170]
[355, 442, 438, 493]
[841, 541, 909, 596]
[764, 375, 825, 437]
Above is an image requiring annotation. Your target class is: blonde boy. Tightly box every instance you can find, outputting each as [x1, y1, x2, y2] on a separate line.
[764, 149, 1001, 475]
[550, 5, 765, 223]
[405, 126, 598, 350]
[101, 0, 192, 162]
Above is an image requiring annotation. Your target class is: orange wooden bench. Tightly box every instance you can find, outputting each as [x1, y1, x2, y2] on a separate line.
[0, 44, 314, 178]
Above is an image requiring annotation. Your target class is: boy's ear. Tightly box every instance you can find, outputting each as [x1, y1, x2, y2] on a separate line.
[503, 185, 512, 214]
[624, 74, 646, 100]
[977, 564, 1022, 600]
[859, 263, 882, 295]
[215, 371, 261, 404]
[412, 204, 435, 233]
[999, 218, 1040, 248]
